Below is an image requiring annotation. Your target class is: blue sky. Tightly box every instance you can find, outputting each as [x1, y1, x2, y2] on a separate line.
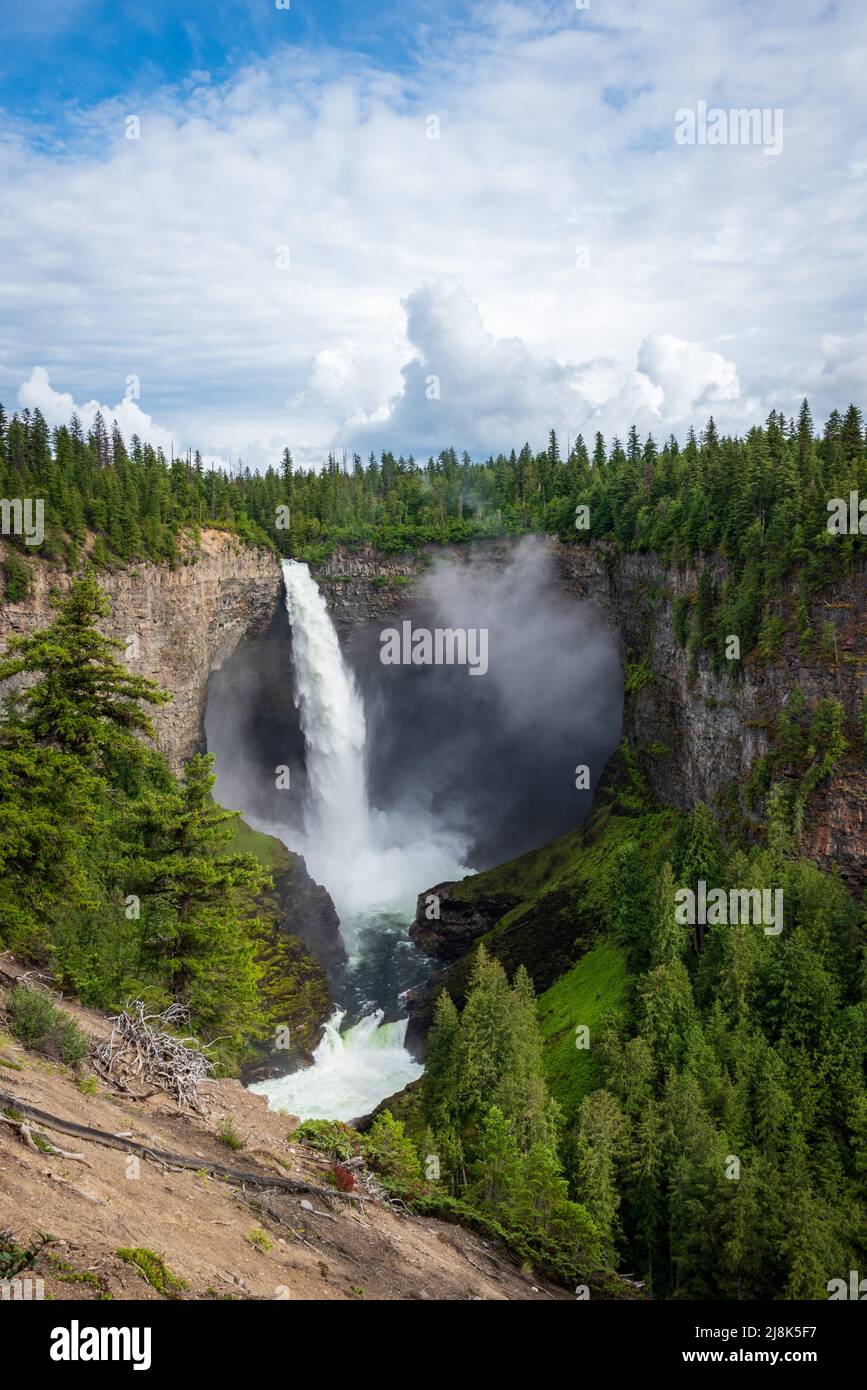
[1, 0, 865, 468]
[0, 0, 470, 126]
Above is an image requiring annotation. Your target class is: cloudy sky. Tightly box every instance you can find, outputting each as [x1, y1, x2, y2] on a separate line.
[1, 0, 865, 469]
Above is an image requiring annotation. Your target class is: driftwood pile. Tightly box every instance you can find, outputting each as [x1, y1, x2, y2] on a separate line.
[94, 1001, 215, 1110]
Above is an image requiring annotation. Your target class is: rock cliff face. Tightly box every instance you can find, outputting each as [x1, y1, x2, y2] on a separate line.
[555, 542, 866, 889]
[0, 530, 284, 771]
[410, 880, 524, 962]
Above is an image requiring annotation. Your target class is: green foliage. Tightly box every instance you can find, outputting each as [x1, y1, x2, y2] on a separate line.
[293, 1118, 363, 1162]
[0, 574, 278, 1072]
[115, 1247, 187, 1297]
[365, 1110, 423, 1187]
[624, 658, 654, 697]
[579, 830, 866, 1299]
[3, 401, 863, 611]
[46, 1253, 112, 1296]
[216, 1117, 244, 1151]
[419, 947, 601, 1268]
[0, 568, 170, 758]
[2, 547, 30, 602]
[739, 692, 851, 839]
[4, 986, 89, 1066]
[0, 1228, 54, 1278]
[412, 785, 865, 1300]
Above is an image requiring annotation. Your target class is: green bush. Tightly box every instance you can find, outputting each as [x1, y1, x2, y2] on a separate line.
[115, 1247, 187, 1297]
[293, 1118, 362, 1161]
[2, 549, 30, 602]
[4, 986, 89, 1066]
[364, 1110, 422, 1186]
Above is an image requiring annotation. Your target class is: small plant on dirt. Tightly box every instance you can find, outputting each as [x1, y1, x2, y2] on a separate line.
[115, 1247, 187, 1297]
[0, 1228, 54, 1278]
[248, 1228, 272, 1254]
[4, 986, 89, 1066]
[216, 1116, 244, 1151]
[77, 1074, 99, 1096]
[47, 1254, 112, 1298]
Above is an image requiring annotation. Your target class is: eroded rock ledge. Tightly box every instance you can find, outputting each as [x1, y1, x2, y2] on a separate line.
[0, 530, 284, 771]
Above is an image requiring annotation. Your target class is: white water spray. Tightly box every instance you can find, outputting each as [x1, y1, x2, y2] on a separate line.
[250, 1010, 423, 1122]
[250, 560, 468, 1121]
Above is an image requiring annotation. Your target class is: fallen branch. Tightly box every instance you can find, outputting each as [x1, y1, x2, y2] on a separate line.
[0, 1088, 368, 1202]
[0, 1113, 91, 1165]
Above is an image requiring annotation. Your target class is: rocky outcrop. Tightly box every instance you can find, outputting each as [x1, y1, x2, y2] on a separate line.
[410, 881, 522, 962]
[313, 544, 427, 630]
[270, 852, 346, 979]
[0, 529, 284, 770]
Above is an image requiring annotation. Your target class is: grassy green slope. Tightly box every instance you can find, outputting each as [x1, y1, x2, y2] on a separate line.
[425, 804, 681, 1006]
[226, 815, 294, 871]
[537, 940, 628, 1124]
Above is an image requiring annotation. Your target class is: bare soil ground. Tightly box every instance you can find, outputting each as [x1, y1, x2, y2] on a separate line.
[0, 956, 570, 1302]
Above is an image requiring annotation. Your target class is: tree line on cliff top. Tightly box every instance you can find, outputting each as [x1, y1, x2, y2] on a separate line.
[2, 400, 865, 612]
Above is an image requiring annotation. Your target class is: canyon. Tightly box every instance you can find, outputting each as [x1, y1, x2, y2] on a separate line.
[2, 529, 863, 995]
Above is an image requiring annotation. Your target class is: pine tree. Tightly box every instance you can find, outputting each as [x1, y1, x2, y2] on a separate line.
[0, 569, 169, 762]
[422, 990, 465, 1190]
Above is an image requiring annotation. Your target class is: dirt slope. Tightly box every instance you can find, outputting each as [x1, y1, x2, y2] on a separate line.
[0, 958, 570, 1302]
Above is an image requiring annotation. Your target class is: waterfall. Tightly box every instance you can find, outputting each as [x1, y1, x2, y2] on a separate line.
[281, 559, 368, 848]
[249, 559, 468, 1121]
[249, 1009, 423, 1122]
[277, 557, 468, 943]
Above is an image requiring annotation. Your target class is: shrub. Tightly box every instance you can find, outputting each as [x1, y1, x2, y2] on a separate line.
[329, 1162, 357, 1192]
[216, 1117, 244, 1151]
[2, 550, 30, 603]
[293, 1118, 362, 1161]
[4, 986, 89, 1066]
[0, 1228, 54, 1279]
[364, 1110, 422, 1187]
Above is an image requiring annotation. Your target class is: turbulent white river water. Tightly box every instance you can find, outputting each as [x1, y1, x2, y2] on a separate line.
[248, 559, 468, 1122]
